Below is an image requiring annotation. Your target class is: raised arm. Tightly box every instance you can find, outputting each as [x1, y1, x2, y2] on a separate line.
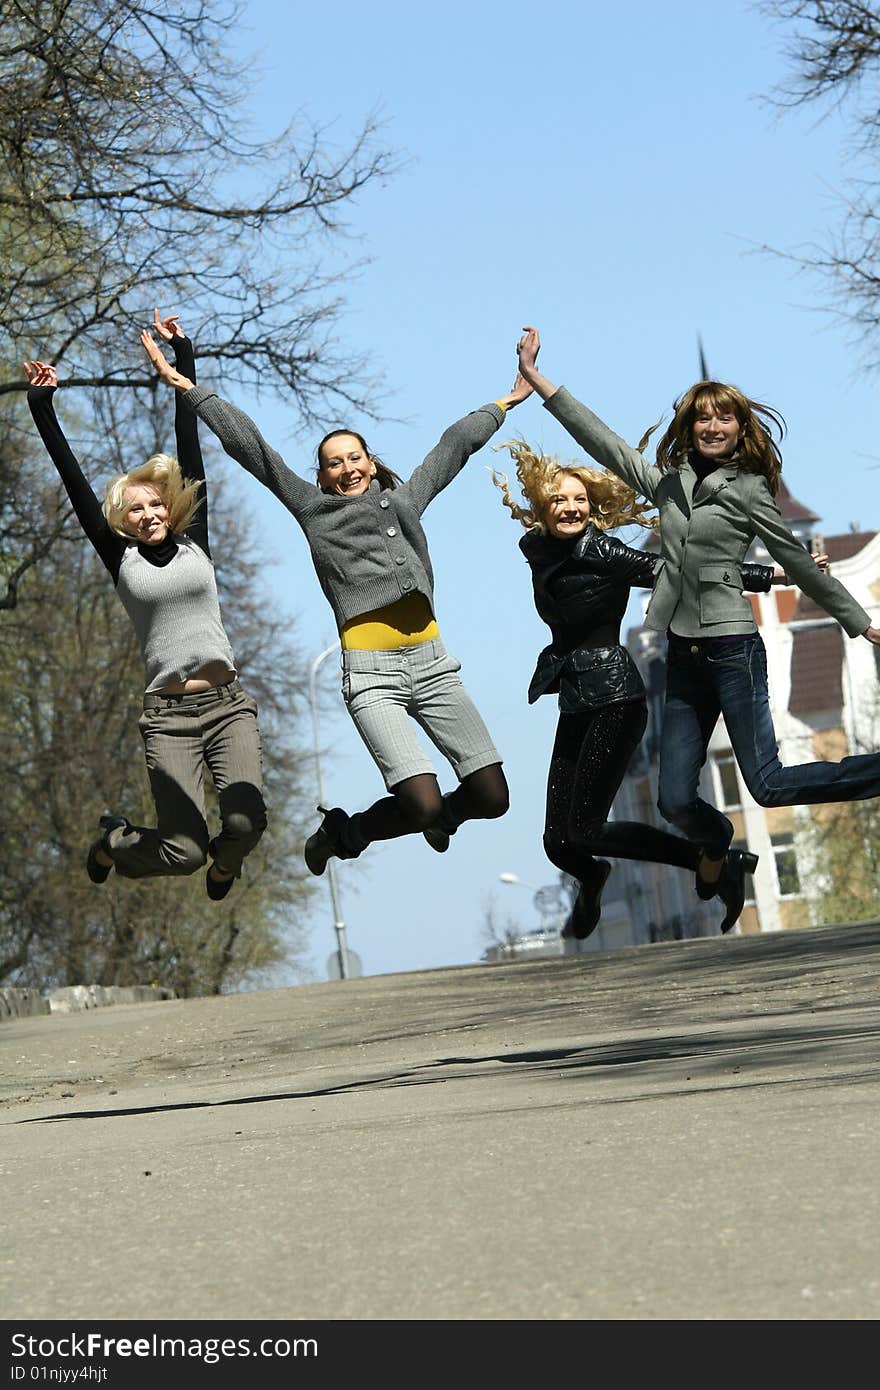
[405, 371, 533, 514]
[516, 325, 663, 503]
[141, 329, 317, 520]
[146, 309, 210, 555]
[23, 360, 124, 580]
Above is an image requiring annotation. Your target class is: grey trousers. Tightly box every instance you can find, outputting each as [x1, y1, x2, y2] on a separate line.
[341, 638, 501, 790]
[108, 679, 267, 880]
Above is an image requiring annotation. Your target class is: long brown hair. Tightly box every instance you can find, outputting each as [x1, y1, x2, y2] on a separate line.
[492, 439, 658, 535]
[315, 428, 402, 491]
[639, 381, 785, 496]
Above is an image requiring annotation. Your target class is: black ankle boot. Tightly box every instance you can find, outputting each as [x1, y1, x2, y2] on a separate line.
[86, 813, 129, 885]
[695, 850, 726, 902]
[304, 805, 363, 876]
[561, 861, 611, 941]
[423, 796, 458, 855]
[716, 849, 759, 934]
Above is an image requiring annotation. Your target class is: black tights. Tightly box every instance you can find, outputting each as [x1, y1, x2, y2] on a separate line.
[544, 702, 698, 887]
[351, 762, 509, 847]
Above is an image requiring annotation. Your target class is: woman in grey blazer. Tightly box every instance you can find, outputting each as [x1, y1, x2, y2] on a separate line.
[514, 326, 880, 901]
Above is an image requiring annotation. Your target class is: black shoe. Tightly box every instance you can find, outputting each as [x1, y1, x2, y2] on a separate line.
[206, 865, 236, 901]
[716, 849, 759, 934]
[85, 814, 129, 885]
[304, 805, 352, 877]
[695, 850, 726, 901]
[423, 824, 450, 853]
[561, 860, 611, 941]
[422, 796, 457, 854]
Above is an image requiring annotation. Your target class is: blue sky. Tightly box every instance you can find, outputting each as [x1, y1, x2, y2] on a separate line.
[217, 0, 879, 982]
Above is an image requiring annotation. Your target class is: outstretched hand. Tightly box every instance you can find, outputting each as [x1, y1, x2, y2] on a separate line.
[140, 327, 194, 392]
[150, 306, 183, 343]
[497, 371, 533, 411]
[863, 626, 880, 646]
[23, 359, 57, 389]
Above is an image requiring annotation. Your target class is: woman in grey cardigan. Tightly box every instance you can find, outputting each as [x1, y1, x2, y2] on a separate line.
[514, 326, 880, 902]
[142, 328, 532, 874]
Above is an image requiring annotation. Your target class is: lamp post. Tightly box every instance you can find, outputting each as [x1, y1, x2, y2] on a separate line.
[498, 871, 539, 891]
[500, 870, 571, 937]
[308, 640, 350, 981]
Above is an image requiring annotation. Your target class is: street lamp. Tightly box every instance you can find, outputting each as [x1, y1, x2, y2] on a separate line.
[500, 870, 571, 937]
[308, 640, 351, 981]
[499, 872, 539, 891]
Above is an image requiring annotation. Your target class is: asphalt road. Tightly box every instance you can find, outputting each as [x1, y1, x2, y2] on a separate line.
[3, 920, 880, 1330]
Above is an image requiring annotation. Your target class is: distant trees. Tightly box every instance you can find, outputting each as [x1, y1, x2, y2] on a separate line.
[0, 0, 400, 992]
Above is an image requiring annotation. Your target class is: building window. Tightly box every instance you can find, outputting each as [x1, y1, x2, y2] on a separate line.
[771, 831, 801, 897]
[715, 753, 741, 810]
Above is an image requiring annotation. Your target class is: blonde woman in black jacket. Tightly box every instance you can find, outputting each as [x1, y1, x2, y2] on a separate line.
[495, 441, 781, 937]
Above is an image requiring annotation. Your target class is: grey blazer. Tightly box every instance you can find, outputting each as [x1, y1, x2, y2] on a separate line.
[545, 387, 871, 640]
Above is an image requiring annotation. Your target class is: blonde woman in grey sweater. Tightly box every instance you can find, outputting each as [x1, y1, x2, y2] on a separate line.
[142, 328, 531, 875]
[25, 312, 266, 900]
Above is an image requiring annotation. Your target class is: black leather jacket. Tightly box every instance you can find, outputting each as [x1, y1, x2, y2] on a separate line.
[521, 525, 774, 714]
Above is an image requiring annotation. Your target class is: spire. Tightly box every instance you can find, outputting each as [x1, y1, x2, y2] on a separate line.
[697, 334, 710, 381]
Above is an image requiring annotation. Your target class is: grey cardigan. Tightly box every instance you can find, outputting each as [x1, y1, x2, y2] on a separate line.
[545, 387, 871, 640]
[183, 386, 505, 630]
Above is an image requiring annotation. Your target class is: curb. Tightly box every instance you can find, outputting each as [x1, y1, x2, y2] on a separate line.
[1, 984, 175, 1021]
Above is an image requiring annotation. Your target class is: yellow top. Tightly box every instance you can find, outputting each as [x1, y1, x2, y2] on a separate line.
[340, 593, 440, 650]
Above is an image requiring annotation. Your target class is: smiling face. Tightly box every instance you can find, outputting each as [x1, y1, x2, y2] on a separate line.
[691, 398, 743, 462]
[122, 482, 169, 544]
[317, 432, 377, 497]
[543, 472, 592, 538]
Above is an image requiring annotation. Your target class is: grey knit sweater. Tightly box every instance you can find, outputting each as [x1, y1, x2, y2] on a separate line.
[183, 387, 505, 629]
[116, 538, 235, 692]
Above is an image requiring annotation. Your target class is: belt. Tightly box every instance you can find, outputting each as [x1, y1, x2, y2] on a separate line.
[143, 678, 241, 709]
[668, 633, 753, 656]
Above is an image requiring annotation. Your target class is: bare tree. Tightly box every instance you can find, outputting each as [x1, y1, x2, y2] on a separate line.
[759, 1, 880, 369]
[0, 0, 400, 411]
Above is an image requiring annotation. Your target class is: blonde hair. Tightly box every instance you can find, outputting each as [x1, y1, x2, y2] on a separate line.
[103, 454, 203, 538]
[491, 438, 658, 536]
[639, 380, 785, 496]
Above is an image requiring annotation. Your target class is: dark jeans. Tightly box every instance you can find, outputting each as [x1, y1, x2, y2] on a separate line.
[658, 632, 880, 857]
[543, 698, 698, 888]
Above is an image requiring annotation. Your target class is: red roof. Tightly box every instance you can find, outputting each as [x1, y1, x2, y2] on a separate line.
[776, 479, 819, 524]
[788, 625, 844, 715]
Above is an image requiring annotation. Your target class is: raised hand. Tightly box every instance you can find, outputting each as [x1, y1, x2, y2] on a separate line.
[517, 325, 541, 378]
[497, 371, 533, 411]
[23, 360, 58, 389]
[140, 328, 194, 392]
[151, 307, 182, 342]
